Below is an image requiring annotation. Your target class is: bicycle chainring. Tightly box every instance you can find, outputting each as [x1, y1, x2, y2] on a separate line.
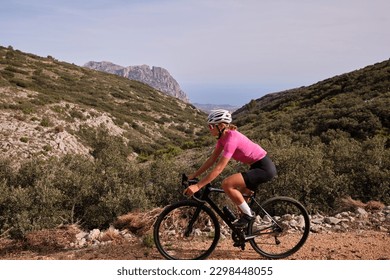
[232, 229, 246, 250]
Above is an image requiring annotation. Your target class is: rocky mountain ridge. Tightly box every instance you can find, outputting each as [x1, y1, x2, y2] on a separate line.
[84, 61, 189, 102]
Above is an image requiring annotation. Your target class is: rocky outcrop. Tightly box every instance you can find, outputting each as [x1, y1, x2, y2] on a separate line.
[84, 61, 189, 102]
[218, 205, 390, 240]
[0, 93, 125, 161]
[309, 206, 390, 233]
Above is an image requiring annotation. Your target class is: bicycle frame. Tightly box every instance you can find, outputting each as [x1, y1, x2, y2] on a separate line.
[189, 181, 284, 243]
[193, 183, 236, 227]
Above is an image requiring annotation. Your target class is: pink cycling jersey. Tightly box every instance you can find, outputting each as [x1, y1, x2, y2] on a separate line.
[216, 130, 267, 164]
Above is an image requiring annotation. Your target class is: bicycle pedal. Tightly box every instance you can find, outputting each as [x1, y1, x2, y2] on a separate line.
[233, 242, 246, 250]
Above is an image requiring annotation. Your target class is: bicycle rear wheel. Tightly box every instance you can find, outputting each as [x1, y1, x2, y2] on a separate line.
[249, 196, 310, 259]
[153, 200, 220, 260]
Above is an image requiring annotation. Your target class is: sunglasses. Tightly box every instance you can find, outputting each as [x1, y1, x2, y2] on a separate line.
[208, 124, 216, 130]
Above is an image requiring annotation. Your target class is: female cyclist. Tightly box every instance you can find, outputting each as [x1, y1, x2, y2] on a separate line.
[183, 109, 277, 227]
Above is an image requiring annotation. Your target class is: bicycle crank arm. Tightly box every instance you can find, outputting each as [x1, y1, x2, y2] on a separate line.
[244, 235, 256, 241]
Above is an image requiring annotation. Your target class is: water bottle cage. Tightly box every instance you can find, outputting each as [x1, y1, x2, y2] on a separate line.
[223, 206, 237, 222]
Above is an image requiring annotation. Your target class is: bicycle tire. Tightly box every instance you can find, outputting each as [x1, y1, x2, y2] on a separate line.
[153, 200, 220, 260]
[248, 196, 310, 259]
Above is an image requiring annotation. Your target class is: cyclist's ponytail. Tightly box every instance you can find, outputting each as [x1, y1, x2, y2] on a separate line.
[227, 124, 237, 130]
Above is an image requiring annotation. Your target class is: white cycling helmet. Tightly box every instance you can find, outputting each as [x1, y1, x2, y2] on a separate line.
[207, 109, 232, 124]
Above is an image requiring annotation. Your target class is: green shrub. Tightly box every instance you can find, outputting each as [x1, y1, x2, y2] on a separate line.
[19, 137, 29, 143]
[40, 117, 52, 127]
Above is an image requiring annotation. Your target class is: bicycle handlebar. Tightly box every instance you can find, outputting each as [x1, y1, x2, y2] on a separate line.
[181, 173, 199, 189]
[181, 173, 205, 202]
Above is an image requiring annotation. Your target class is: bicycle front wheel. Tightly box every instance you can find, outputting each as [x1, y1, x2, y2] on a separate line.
[249, 196, 310, 259]
[153, 200, 220, 260]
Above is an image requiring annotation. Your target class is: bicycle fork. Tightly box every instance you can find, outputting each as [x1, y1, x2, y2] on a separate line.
[183, 205, 203, 237]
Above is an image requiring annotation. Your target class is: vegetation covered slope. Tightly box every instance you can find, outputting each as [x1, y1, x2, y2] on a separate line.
[0, 45, 208, 160]
[233, 59, 389, 213]
[234, 59, 389, 143]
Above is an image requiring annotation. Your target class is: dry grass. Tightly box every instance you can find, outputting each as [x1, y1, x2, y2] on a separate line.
[113, 208, 163, 235]
[24, 224, 81, 250]
[2, 208, 164, 253]
[99, 227, 122, 242]
[341, 196, 385, 211]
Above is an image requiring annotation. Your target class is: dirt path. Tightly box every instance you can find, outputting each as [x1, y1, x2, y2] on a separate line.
[1, 230, 388, 260]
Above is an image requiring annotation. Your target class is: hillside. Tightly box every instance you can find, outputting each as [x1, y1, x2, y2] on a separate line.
[234, 59, 390, 143]
[0, 46, 207, 161]
[230, 60, 389, 211]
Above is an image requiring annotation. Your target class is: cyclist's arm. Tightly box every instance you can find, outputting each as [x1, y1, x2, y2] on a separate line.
[185, 156, 230, 196]
[196, 156, 230, 189]
[188, 145, 223, 179]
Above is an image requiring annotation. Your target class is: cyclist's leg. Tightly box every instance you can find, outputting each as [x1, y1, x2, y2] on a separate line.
[242, 188, 254, 202]
[222, 157, 276, 227]
[221, 173, 248, 205]
[222, 173, 255, 227]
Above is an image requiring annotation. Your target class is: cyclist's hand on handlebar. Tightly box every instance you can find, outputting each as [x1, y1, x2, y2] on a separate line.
[183, 184, 200, 197]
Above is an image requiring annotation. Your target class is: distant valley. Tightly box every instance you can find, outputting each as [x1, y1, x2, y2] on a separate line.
[192, 103, 240, 113]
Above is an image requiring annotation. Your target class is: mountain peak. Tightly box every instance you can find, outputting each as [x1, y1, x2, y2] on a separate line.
[84, 61, 189, 102]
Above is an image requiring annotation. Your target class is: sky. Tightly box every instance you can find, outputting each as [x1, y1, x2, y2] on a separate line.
[1, 0, 389, 106]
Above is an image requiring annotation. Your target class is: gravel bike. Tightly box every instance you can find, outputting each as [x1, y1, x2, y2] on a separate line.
[153, 174, 310, 260]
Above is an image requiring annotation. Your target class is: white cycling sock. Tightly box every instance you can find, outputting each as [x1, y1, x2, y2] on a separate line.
[238, 201, 253, 216]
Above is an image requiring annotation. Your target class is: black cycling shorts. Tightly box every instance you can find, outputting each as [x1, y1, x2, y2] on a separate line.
[241, 155, 277, 191]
